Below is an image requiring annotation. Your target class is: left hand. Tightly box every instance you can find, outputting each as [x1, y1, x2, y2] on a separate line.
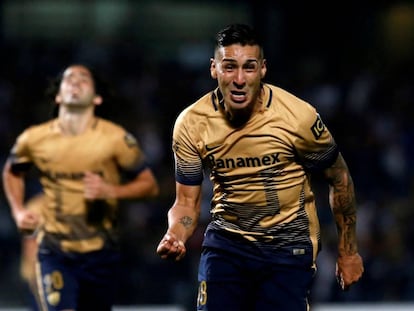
[83, 171, 113, 200]
[336, 253, 364, 290]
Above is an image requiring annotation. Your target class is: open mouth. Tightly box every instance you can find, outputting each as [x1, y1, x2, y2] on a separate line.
[230, 91, 247, 103]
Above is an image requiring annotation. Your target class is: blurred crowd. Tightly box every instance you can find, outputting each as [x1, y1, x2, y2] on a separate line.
[0, 1, 414, 310]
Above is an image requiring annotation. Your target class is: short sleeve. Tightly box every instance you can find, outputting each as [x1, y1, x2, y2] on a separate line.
[294, 106, 339, 172]
[172, 112, 204, 185]
[114, 130, 147, 173]
[9, 129, 33, 173]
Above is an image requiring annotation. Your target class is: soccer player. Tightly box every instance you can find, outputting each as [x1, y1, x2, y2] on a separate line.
[3, 64, 159, 311]
[156, 24, 364, 310]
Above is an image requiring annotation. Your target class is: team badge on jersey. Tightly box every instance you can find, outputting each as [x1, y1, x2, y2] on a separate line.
[311, 114, 325, 140]
[124, 133, 138, 147]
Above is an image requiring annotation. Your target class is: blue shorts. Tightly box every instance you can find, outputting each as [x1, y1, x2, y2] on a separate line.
[36, 246, 120, 311]
[197, 247, 316, 311]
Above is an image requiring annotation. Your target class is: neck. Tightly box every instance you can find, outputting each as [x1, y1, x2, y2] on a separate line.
[224, 104, 254, 128]
[223, 89, 264, 128]
[58, 108, 95, 136]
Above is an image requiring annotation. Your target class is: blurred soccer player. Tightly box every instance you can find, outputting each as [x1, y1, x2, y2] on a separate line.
[156, 24, 363, 310]
[3, 64, 159, 311]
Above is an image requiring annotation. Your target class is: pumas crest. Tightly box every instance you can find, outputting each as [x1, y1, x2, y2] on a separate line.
[124, 133, 138, 147]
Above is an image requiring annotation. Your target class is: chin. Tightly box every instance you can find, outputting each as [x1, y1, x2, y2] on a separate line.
[228, 101, 249, 110]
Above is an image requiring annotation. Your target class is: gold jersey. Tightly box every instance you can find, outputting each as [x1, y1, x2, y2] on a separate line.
[173, 84, 339, 261]
[9, 118, 146, 253]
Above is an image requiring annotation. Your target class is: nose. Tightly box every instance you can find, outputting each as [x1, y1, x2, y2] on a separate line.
[71, 78, 80, 86]
[233, 69, 246, 88]
[67, 75, 81, 86]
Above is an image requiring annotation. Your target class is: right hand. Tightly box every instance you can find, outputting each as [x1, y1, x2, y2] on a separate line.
[83, 171, 114, 200]
[157, 232, 186, 261]
[13, 208, 40, 235]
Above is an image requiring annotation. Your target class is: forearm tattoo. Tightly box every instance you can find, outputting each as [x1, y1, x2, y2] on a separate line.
[326, 155, 358, 255]
[179, 216, 193, 229]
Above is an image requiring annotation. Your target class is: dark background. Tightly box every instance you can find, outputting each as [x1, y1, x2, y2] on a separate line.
[0, 1, 413, 309]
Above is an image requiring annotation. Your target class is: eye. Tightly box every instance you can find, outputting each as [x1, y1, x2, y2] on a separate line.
[224, 64, 235, 71]
[244, 63, 258, 72]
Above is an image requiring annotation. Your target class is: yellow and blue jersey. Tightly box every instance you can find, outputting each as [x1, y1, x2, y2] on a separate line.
[9, 117, 147, 254]
[173, 83, 338, 263]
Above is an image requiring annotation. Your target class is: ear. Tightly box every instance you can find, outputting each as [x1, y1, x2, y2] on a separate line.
[55, 94, 62, 104]
[93, 95, 103, 106]
[210, 58, 217, 79]
[260, 59, 267, 79]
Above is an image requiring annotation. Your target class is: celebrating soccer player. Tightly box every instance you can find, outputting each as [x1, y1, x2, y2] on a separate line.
[157, 24, 363, 310]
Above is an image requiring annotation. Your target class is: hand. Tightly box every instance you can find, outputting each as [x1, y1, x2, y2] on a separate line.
[336, 253, 364, 290]
[83, 171, 113, 200]
[156, 232, 186, 261]
[13, 208, 40, 235]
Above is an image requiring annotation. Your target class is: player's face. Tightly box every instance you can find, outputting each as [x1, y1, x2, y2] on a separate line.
[211, 44, 266, 113]
[55, 65, 101, 108]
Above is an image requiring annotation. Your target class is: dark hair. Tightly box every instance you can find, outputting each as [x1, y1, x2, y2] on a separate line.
[45, 63, 114, 117]
[215, 24, 264, 57]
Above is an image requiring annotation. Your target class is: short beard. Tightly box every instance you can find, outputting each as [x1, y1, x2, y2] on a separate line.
[224, 105, 253, 128]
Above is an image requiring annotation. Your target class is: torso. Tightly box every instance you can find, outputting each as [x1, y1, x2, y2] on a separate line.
[173, 84, 338, 261]
[11, 118, 144, 253]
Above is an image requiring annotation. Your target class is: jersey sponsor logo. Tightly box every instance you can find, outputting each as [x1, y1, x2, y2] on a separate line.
[42, 170, 103, 180]
[311, 114, 325, 140]
[207, 152, 280, 169]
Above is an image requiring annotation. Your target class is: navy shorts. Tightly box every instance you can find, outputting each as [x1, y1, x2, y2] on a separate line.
[197, 247, 316, 311]
[36, 246, 120, 311]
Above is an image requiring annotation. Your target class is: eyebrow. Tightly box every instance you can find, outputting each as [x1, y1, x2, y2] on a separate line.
[64, 71, 92, 78]
[221, 58, 259, 63]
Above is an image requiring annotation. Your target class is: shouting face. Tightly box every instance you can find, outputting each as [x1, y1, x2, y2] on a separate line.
[210, 44, 267, 123]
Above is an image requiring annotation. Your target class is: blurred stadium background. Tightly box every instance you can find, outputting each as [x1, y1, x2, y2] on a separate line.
[0, 0, 413, 310]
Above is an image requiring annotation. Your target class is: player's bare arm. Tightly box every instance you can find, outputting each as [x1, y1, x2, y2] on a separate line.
[2, 160, 40, 233]
[324, 153, 357, 254]
[323, 152, 364, 289]
[157, 183, 201, 261]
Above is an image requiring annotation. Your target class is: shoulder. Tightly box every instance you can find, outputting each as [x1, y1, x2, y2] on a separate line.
[26, 119, 55, 132]
[95, 118, 127, 134]
[17, 119, 55, 140]
[175, 91, 216, 128]
[95, 118, 139, 147]
[267, 84, 313, 109]
[266, 84, 318, 122]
